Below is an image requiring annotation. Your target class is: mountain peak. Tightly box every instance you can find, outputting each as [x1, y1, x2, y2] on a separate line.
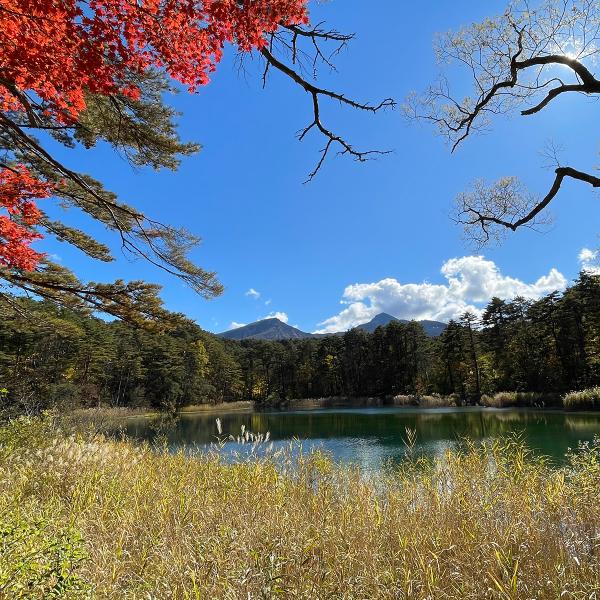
[356, 312, 400, 333]
[218, 313, 447, 341]
[219, 318, 310, 341]
[369, 312, 398, 324]
[375, 312, 396, 319]
[356, 313, 447, 336]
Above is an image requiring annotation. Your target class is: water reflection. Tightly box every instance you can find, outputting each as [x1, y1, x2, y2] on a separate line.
[117, 407, 600, 471]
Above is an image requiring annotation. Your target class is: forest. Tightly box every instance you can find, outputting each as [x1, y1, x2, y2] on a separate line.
[1, 272, 599, 414]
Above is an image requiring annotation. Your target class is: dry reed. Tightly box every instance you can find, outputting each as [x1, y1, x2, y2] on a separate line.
[0, 417, 599, 599]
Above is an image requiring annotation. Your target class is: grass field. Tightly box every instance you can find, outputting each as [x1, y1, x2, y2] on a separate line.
[0, 416, 599, 599]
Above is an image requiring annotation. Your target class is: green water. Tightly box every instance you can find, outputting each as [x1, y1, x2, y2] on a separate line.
[120, 407, 600, 470]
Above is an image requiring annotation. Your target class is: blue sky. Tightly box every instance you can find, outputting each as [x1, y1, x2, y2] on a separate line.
[38, 0, 599, 333]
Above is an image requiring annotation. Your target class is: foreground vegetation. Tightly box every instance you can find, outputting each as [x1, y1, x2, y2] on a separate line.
[1, 417, 599, 599]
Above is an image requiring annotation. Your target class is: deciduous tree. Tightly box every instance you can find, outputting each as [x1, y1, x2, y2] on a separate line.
[0, 0, 392, 322]
[408, 0, 600, 244]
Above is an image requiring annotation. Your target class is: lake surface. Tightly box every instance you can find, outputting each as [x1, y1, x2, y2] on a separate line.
[118, 407, 600, 471]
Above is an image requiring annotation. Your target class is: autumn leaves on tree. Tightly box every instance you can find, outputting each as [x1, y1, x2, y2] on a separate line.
[0, 166, 50, 270]
[7, 0, 598, 325]
[0, 0, 390, 322]
[0, 0, 308, 318]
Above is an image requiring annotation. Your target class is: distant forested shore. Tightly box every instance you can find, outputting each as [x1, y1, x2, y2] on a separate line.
[1, 272, 599, 416]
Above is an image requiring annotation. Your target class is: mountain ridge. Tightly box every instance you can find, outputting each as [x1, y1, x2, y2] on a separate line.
[218, 318, 312, 341]
[219, 313, 447, 341]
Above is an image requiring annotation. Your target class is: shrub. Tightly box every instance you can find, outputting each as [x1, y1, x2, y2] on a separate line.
[481, 391, 555, 408]
[392, 394, 456, 407]
[0, 516, 90, 599]
[391, 394, 418, 406]
[563, 387, 600, 411]
[419, 394, 457, 407]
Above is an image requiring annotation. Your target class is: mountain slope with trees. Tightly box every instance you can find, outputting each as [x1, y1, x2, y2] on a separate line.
[219, 319, 313, 341]
[356, 313, 447, 337]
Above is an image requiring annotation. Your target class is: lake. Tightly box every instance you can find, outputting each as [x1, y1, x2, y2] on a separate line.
[116, 406, 600, 471]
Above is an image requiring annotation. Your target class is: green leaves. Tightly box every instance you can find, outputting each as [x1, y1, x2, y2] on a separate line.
[0, 516, 90, 599]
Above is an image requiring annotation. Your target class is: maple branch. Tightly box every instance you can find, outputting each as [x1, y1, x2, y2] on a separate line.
[259, 43, 394, 180]
[281, 22, 354, 72]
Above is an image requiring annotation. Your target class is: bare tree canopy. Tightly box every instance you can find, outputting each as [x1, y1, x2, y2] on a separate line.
[407, 0, 600, 244]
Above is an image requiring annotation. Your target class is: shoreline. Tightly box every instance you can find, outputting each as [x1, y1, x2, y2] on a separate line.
[69, 394, 600, 421]
[69, 401, 254, 421]
[4, 417, 599, 597]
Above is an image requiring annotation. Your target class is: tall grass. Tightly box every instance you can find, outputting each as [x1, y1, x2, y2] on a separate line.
[564, 387, 600, 411]
[1, 417, 599, 599]
[392, 393, 458, 407]
[481, 391, 558, 408]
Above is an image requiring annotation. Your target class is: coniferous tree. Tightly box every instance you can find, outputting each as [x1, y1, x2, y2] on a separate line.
[1, 274, 600, 414]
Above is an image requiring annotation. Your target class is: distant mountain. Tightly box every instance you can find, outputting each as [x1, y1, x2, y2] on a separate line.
[417, 320, 448, 337]
[356, 312, 399, 333]
[357, 313, 447, 337]
[219, 318, 312, 341]
[219, 313, 447, 341]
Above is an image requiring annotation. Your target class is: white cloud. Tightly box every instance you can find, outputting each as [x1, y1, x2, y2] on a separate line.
[315, 255, 567, 334]
[228, 321, 246, 330]
[579, 247, 600, 273]
[265, 299, 272, 306]
[245, 288, 261, 299]
[263, 311, 289, 323]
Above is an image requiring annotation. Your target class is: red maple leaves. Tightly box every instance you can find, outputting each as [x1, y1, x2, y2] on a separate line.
[0, 166, 50, 270]
[0, 0, 309, 269]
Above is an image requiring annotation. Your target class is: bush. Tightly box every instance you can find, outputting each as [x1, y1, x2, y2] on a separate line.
[481, 391, 555, 408]
[563, 387, 600, 411]
[391, 394, 456, 407]
[391, 394, 418, 406]
[0, 516, 90, 599]
[419, 394, 457, 407]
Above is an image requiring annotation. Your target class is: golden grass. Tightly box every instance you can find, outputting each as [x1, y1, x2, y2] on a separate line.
[178, 401, 254, 414]
[481, 392, 558, 408]
[564, 388, 600, 411]
[1, 417, 599, 599]
[392, 394, 457, 407]
[70, 401, 254, 420]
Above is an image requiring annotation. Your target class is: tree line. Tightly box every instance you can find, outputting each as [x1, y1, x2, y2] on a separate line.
[0, 272, 598, 414]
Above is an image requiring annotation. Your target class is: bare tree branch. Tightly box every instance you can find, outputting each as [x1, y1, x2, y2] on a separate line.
[259, 25, 394, 180]
[409, 0, 600, 243]
[456, 167, 600, 245]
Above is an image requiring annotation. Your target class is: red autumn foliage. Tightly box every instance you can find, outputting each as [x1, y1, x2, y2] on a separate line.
[0, 0, 309, 269]
[0, 166, 50, 270]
